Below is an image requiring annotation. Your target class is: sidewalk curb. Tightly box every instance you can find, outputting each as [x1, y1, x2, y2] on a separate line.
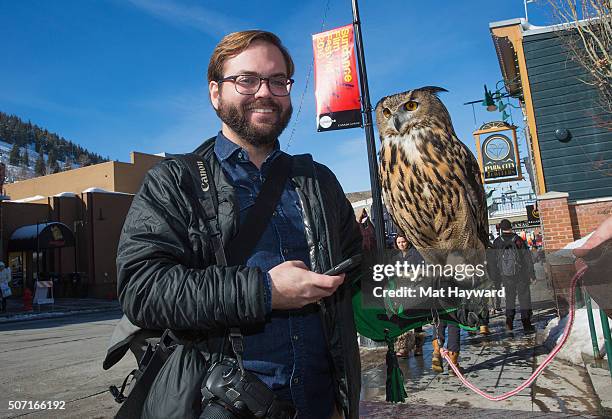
[0, 307, 122, 324]
[582, 354, 612, 417]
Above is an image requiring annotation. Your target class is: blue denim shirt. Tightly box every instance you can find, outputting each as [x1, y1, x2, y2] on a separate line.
[214, 133, 335, 419]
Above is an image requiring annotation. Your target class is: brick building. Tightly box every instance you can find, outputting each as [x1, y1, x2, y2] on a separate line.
[490, 18, 612, 250]
[490, 18, 611, 315]
[1, 151, 162, 299]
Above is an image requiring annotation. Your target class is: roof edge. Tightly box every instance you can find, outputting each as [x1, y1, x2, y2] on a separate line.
[489, 18, 525, 29]
[490, 16, 603, 37]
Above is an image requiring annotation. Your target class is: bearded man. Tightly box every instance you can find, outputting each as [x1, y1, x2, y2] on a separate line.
[116, 31, 362, 419]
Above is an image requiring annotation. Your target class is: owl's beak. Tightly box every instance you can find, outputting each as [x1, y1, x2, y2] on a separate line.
[392, 115, 401, 132]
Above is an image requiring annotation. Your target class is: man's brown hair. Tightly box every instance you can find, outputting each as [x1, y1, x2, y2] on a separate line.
[207, 30, 295, 83]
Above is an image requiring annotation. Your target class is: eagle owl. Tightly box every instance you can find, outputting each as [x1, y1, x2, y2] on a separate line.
[375, 86, 489, 266]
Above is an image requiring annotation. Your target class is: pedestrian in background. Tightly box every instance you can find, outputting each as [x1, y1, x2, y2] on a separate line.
[392, 234, 425, 358]
[0, 262, 12, 313]
[492, 219, 536, 333]
[358, 208, 377, 253]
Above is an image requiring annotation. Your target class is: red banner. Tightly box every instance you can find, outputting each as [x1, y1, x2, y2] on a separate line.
[312, 24, 362, 132]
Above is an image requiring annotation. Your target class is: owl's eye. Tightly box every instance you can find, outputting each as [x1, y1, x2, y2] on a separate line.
[404, 101, 418, 111]
[382, 108, 391, 118]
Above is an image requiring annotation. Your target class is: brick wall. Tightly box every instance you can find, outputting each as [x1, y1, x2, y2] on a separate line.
[538, 192, 575, 250]
[568, 199, 612, 239]
[539, 192, 612, 250]
[538, 193, 612, 319]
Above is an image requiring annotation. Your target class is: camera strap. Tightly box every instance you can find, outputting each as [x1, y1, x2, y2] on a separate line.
[112, 145, 293, 418]
[225, 152, 293, 266]
[225, 152, 292, 370]
[182, 149, 293, 369]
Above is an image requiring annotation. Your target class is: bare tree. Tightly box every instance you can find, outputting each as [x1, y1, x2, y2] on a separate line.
[547, 0, 612, 114]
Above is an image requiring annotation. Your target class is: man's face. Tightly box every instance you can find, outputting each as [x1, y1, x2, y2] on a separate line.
[396, 237, 408, 251]
[209, 40, 292, 147]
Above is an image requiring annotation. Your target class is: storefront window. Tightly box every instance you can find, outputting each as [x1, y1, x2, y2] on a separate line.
[8, 252, 25, 295]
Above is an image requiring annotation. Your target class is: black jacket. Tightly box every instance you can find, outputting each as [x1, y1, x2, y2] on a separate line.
[491, 233, 535, 281]
[116, 138, 362, 418]
[393, 247, 425, 266]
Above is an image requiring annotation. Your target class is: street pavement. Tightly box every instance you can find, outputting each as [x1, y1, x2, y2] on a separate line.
[0, 310, 134, 419]
[0, 301, 608, 418]
[0, 298, 120, 324]
[360, 306, 605, 417]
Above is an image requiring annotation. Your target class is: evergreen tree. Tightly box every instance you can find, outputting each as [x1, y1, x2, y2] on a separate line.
[0, 112, 107, 172]
[22, 148, 29, 166]
[77, 153, 91, 167]
[63, 158, 73, 172]
[35, 154, 46, 176]
[48, 149, 57, 168]
[9, 144, 20, 165]
[50, 160, 61, 174]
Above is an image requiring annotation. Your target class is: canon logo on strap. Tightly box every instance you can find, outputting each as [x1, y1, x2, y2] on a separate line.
[196, 161, 210, 192]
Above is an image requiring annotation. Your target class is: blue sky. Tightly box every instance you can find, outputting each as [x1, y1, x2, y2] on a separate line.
[0, 0, 556, 193]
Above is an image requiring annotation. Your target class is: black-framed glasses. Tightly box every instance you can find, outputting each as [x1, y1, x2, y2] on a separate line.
[217, 74, 294, 97]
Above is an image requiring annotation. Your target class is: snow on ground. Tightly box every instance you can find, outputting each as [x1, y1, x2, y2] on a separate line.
[562, 233, 593, 250]
[537, 307, 610, 364]
[536, 233, 610, 365]
[0, 138, 75, 183]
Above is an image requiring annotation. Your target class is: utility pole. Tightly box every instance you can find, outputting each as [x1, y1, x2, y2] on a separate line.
[352, 0, 386, 257]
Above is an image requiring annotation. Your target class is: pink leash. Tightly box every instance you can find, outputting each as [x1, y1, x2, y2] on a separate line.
[440, 265, 588, 401]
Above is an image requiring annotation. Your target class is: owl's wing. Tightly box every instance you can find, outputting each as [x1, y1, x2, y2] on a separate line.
[456, 137, 490, 249]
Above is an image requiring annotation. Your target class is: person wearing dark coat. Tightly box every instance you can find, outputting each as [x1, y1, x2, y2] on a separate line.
[391, 234, 462, 373]
[392, 234, 426, 358]
[358, 209, 377, 253]
[116, 31, 362, 419]
[492, 219, 536, 333]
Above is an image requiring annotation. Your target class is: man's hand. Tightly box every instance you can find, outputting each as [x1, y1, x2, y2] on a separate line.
[269, 261, 345, 310]
[574, 215, 612, 258]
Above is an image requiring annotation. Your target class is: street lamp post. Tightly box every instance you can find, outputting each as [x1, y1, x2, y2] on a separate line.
[352, 0, 386, 258]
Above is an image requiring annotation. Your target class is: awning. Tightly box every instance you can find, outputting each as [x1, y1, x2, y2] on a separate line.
[491, 34, 522, 97]
[8, 222, 75, 252]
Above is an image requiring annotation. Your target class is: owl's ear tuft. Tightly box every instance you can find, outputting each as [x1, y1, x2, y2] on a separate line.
[417, 86, 448, 96]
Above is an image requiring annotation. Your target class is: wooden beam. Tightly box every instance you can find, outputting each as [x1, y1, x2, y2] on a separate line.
[491, 24, 546, 195]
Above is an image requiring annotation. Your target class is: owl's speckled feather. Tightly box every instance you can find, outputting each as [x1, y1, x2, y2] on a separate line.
[375, 86, 489, 261]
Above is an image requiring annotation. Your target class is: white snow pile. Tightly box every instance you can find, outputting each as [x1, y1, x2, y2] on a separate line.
[537, 307, 610, 365]
[82, 187, 132, 195]
[545, 232, 593, 266]
[536, 233, 610, 365]
[10, 195, 46, 203]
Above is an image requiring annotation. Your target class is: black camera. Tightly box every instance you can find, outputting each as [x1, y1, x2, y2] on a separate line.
[200, 359, 296, 419]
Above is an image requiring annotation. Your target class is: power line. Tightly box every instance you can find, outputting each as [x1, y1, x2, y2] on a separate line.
[285, 0, 332, 152]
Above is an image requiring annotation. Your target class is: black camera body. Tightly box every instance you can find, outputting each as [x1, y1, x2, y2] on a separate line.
[200, 359, 295, 419]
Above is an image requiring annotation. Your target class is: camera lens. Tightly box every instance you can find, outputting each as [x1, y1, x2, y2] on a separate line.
[233, 400, 247, 411]
[222, 366, 235, 380]
[199, 402, 237, 419]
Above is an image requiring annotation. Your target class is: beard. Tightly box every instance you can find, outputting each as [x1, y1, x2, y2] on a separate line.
[215, 97, 293, 148]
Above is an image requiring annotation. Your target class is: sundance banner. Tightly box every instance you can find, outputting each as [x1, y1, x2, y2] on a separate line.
[312, 24, 362, 132]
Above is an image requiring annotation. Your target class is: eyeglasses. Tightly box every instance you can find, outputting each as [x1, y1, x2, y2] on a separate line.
[217, 74, 294, 97]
